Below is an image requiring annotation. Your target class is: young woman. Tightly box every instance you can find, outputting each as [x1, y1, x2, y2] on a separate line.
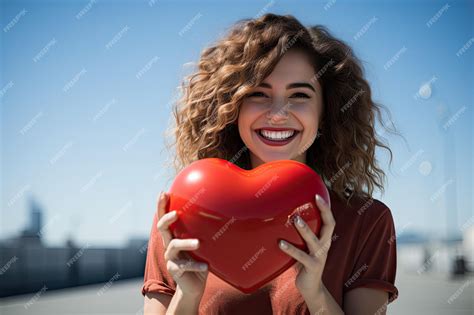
[142, 13, 398, 315]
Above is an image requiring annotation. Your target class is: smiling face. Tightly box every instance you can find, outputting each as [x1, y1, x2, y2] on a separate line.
[238, 49, 324, 169]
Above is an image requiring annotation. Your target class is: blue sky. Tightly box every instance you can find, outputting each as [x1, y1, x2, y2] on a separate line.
[1, 0, 472, 247]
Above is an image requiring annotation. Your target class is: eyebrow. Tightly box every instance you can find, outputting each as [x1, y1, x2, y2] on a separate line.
[258, 82, 316, 92]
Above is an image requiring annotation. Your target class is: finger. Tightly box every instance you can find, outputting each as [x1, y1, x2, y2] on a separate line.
[164, 239, 200, 261]
[316, 194, 336, 243]
[157, 212, 177, 248]
[293, 215, 320, 254]
[278, 240, 314, 269]
[167, 259, 208, 279]
[156, 193, 177, 247]
[157, 191, 169, 219]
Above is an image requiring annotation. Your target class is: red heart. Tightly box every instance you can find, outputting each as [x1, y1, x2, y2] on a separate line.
[167, 158, 330, 293]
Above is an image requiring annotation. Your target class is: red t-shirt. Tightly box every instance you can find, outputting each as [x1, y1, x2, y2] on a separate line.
[141, 189, 399, 314]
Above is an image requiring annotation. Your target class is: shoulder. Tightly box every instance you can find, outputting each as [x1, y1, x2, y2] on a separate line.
[329, 189, 395, 236]
[355, 196, 394, 227]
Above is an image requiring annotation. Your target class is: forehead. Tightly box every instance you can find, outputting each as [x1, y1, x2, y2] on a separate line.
[262, 49, 319, 88]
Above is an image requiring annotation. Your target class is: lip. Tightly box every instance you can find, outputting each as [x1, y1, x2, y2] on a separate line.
[255, 128, 300, 147]
[256, 127, 301, 132]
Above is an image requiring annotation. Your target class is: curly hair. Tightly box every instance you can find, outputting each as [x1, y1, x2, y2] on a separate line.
[165, 13, 397, 205]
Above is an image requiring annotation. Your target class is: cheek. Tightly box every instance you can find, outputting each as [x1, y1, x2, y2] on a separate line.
[238, 102, 264, 132]
[237, 103, 254, 140]
[293, 106, 320, 132]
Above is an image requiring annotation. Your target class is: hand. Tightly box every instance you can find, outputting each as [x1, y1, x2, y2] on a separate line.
[278, 194, 336, 297]
[156, 192, 209, 300]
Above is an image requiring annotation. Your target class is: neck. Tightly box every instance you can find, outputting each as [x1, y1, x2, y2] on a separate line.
[249, 152, 307, 169]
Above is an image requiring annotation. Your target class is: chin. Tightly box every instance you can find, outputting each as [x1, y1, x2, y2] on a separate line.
[254, 151, 299, 164]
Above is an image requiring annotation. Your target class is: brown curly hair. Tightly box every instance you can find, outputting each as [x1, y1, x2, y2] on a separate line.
[165, 13, 396, 205]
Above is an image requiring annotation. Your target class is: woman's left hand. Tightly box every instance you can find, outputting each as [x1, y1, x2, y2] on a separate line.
[278, 193, 336, 297]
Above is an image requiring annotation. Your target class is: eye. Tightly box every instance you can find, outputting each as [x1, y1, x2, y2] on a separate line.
[290, 92, 310, 99]
[247, 91, 269, 98]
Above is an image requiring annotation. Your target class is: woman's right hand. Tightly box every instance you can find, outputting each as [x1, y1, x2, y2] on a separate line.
[156, 191, 209, 302]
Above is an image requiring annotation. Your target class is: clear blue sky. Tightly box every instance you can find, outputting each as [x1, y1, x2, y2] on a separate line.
[1, 0, 472, 247]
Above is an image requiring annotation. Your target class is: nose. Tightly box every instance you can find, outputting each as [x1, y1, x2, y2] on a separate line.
[266, 102, 291, 125]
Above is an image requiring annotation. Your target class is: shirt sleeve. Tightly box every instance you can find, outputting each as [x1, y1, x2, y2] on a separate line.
[343, 204, 399, 304]
[141, 210, 177, 296]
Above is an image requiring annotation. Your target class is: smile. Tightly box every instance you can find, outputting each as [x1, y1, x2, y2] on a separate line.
[255, 128, 301, 146]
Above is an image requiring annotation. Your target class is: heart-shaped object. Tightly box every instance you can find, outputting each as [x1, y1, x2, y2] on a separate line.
[167, 158, 330, 293]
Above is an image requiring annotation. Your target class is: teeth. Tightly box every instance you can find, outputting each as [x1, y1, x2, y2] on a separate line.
[260, 129, 295, 140]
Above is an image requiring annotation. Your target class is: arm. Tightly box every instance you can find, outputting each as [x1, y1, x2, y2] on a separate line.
[144, 287, 203, 315]
[304, 283, 344, 315]
[144, 292, 171, 315]
[344, 288, 388, 315]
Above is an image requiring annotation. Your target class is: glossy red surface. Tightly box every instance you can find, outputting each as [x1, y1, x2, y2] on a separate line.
[167, 158, 330, 293]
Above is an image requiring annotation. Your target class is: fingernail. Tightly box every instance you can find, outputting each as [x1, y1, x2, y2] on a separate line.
[316, 194, 325, 205]
[279, 240, 288, 249]
[295, 216, 305, 227]
[200, 264, 208, 271]
[191, 239, 199, 246]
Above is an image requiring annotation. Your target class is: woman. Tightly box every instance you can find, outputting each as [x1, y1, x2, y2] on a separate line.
[142, 13, 399, 314]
